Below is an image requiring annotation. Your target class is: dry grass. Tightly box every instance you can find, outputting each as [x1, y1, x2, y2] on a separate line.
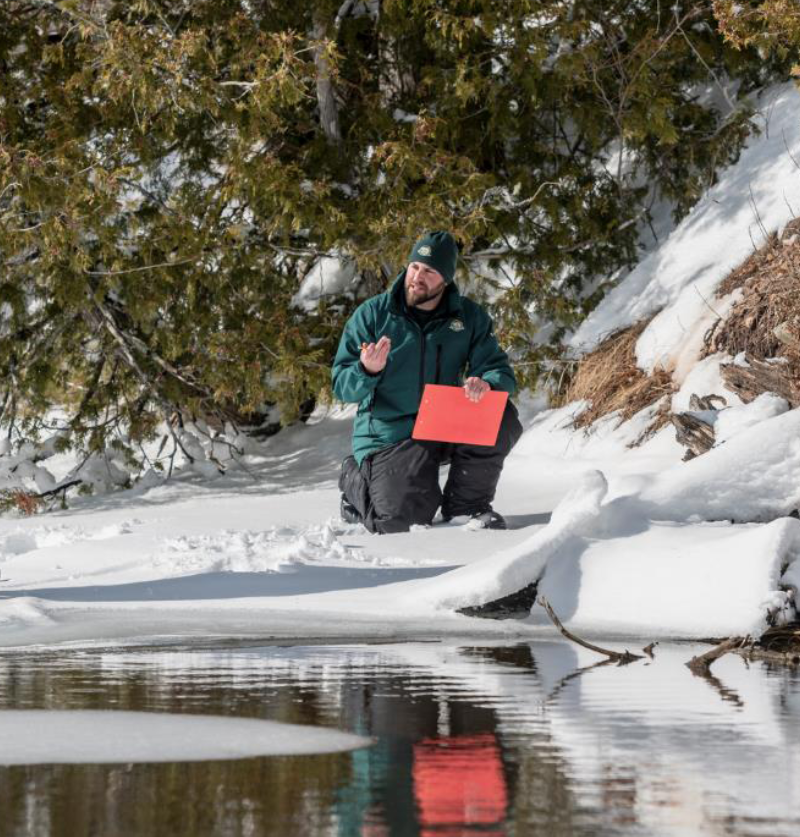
[0, 489, 43, 516]
[560, 318, 674, 435]
[556, 217, 800, 447]
[708, 217, 800, 366]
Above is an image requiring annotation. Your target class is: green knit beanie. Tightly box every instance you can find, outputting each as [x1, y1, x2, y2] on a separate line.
[408, 230, 459, 284]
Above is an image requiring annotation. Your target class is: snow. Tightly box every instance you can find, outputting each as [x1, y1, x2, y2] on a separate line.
[570, 82, 800, 376]
[713, 392, 790, 444]
[291, 254, 357, 311]
[671, 353, 741, 412]
[406, 470, 608, 612]
[534, 517, 799, 638]
[0, 710, 370, 765]
[1, 407, 797, 645]
[639, 407, 800, 522]
[2, 82, 800, 648]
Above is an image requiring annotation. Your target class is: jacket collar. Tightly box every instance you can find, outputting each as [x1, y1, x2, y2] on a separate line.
[387, 269, 464, 319]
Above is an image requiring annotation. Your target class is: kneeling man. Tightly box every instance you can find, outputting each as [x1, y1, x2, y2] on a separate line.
[332, 231, 522, 534]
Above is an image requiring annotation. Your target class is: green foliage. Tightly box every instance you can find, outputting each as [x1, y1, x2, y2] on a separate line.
[0, 0, 790, 462]
[714, 0, 800, 70]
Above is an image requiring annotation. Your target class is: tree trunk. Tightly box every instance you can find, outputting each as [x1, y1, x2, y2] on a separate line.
[310, 8, 342, 146]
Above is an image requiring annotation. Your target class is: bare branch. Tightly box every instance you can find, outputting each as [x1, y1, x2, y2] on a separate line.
[687, 636, 747, 674]
[85, 257, 198, 276]
[538, 597, 644, 665]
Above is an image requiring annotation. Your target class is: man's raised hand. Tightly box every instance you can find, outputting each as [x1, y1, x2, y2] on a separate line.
[360, 335, 392, 375]
[463, 376, 490, 403]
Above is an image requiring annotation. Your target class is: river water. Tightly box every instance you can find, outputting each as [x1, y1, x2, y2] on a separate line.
[1, 639, 799, 836]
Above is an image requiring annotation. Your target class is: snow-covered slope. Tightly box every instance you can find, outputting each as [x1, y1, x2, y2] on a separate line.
[570, 82, 800, 378]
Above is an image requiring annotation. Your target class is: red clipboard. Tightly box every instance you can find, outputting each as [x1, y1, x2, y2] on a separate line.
[412, 384, 508, 446]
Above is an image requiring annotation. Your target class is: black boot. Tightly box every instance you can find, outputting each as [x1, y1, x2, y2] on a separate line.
[441, 507, 508, 530]
[340, 494, 362, 525]
[468, 508, 507, 530]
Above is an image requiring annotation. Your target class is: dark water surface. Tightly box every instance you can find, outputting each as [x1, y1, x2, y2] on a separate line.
[1, 639, 799, 837]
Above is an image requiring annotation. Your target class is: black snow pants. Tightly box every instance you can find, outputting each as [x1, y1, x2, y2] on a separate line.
[339, 401, 523, 534]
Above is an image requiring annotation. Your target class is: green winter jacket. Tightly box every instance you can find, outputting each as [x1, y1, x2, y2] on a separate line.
[332, 272, 516, 465]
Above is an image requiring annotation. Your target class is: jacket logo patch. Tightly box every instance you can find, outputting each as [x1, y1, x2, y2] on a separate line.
[417, 245, 432, 256]
[449, 319, 465, 332]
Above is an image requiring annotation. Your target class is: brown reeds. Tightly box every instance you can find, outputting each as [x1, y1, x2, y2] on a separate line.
[561, 318, 674, 436]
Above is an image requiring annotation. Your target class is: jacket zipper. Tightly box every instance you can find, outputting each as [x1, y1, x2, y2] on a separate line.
[417, 322, 426, 402]
[434, 344, 442, 385]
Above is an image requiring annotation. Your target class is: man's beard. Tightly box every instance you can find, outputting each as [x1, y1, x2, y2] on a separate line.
[406, 283, 445, 308]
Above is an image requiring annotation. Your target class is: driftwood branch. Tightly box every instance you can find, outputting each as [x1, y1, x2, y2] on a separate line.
[720, 355, 800, 406]
[670, 393, 727, 460]
[671, 411, 716, 460]
[538, 597, 644, 665]
[686, 636, 746, 674]
[740, 623, 800, 665]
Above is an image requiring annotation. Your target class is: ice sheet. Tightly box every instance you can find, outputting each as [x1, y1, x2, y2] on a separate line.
[0, 710, 370, 764]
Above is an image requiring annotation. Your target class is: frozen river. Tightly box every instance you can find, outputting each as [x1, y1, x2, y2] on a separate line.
[1, 639, 799, 836]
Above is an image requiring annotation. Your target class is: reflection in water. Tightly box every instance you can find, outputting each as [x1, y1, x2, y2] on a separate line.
[414, 734, 508, 836]
[0, 640, 798, 836]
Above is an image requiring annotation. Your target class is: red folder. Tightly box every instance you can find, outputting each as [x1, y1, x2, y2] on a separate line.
[412, 384, 508, 446]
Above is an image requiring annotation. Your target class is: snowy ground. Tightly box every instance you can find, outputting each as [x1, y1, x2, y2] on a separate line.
[2, 82, 800, 649]
[1, 393, 798, 647]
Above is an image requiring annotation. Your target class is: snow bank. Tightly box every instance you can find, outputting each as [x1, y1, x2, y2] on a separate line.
[570, 82, 800, 375]
[714, 392, 790, 445]
[408, 471, 608, 611]
[0, 711, 370, 764]
[640, 407, 800, 522]
[532, 517, 800, 638]
[407, 444, 800, 637]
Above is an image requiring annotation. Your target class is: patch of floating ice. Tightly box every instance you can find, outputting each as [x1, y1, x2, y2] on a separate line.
[0, 710, 371, 764]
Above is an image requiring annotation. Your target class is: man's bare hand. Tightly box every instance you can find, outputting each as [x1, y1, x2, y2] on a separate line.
[360, 335, 392, 375]
[464, 376, 490, 403]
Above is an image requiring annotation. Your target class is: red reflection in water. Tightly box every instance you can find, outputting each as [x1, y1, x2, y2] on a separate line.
[360, 813, 390, 837]
[413, 733, 508, 836]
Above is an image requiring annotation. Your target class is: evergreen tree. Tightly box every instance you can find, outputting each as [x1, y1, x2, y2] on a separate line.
[714, 1, 800, 72]
[0, 0, 790, 486]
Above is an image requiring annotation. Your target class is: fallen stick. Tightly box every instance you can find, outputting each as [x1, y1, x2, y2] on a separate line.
[36, 478, 83, 500]
[686, 636, 745, 674]
[538, 597, 644, 665]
